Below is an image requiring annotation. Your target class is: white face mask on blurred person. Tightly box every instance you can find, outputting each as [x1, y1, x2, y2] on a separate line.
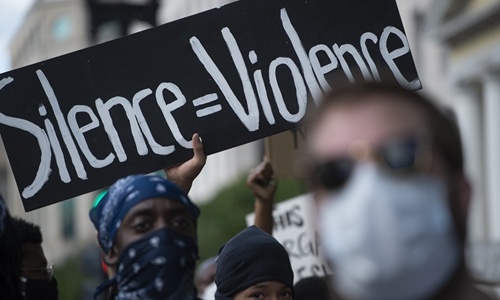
[317, 164, 460, 300]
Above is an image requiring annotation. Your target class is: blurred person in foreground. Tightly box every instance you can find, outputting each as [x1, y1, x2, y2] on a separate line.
[90, 133, 205, 300]
[308, 82, 492, 300]
[0, 196, 24, 300]
[13, 217, 58, 299]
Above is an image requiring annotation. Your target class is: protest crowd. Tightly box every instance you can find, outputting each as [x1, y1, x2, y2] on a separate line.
[1, 1, 500, 300]
[2, 81, 498, 299]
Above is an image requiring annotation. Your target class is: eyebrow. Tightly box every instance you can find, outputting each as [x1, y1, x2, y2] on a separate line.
[122, 207, 155, 225]
[166, 206, 191, 216]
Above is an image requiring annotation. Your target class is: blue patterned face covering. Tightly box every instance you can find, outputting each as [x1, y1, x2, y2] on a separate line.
[96, 227, 198, 300]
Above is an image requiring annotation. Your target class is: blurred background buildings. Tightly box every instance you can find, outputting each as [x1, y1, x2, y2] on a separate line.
[0, 0, 500, 297]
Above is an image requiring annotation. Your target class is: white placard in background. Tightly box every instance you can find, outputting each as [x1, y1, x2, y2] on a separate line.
[246, 193, 333, 283]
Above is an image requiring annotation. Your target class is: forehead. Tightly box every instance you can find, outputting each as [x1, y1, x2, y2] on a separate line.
[247, 281, 290, 290]
[310, 95, 426, 159]
[125, 197, 189, 217]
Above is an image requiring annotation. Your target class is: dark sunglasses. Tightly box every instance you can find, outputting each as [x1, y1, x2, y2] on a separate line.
[310, 136, 433, 190]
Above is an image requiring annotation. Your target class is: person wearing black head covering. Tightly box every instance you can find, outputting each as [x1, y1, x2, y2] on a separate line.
[215, 225, 294, 300]
[0, 195, 24, 300]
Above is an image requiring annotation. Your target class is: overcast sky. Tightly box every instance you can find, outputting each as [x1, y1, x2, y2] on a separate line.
[0, 0, 34, 74]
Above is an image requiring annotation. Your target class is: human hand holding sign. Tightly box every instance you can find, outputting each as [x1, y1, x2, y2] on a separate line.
[164, 133, 206, 194]
[247, 158, 277, 234]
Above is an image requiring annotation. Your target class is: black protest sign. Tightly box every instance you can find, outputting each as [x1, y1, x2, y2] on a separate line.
[0, 0, 420, 211]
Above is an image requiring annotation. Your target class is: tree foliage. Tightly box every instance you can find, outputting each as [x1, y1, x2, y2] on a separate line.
[197, 175, 307, 263]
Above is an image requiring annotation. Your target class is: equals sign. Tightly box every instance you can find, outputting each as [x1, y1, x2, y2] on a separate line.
[192, 93, 222, 117]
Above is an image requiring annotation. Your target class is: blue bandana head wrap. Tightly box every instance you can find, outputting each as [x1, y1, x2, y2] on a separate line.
[89, 174, 200, 254]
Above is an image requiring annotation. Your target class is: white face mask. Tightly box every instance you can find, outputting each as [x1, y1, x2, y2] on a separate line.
[317, 164, 460, 300]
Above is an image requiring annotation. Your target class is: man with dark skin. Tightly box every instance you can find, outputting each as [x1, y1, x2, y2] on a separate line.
[0, 196, 24, 300]
[13, 218, 47, 279]
[106, 195, 197, 262]
[13, 218, 58, 300]
[308, 83, 492, 300]
[90, 133, 206, 300]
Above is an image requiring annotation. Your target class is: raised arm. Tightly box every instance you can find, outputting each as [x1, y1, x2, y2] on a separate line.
[247, 159, 277, 234]
[164, 133, 206, 194]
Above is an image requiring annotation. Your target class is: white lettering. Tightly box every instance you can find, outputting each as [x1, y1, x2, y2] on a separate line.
[250, 51, 275, 125]
[190, 28, 260, 132]
[133, 88, 175, 156]
[360, 32, 381, 81]
[155, 82, 191, 149]
[221, 27, 260, 130]
[281, 8, 323, 105]
[39, 104, 70, 183]
[0, 76, 51, 198]
[269, 57, 307, 123]
[36, 70, 87, 179]
[380, 26, 421, 90]
[332, 43, 372, 83]
[308, 44, 338, 93]
[254, 69, 275, 125]
[67, 105, 115, 168]
[95, 96, 148, 162]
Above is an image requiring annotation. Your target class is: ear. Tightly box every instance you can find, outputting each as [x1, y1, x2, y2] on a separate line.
[103, 245, 119, 266]
[455, 172, 471, 221]
[95, 232, 119, 266]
